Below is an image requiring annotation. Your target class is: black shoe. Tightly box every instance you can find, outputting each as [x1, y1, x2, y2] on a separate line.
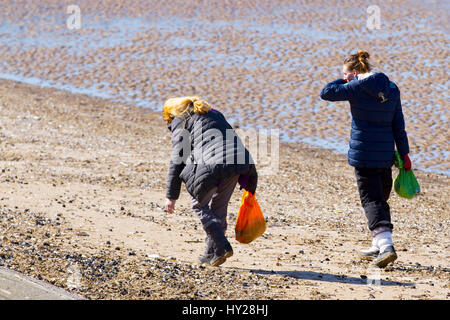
[374, 245, 397, 268]
[210, 248, 233, 267]
[210, 241, 233, 267]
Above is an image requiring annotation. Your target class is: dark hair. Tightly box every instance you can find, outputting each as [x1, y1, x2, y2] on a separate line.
[344, 50, 371, 73]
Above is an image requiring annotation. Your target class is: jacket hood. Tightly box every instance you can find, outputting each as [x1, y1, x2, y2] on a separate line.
[358, 72, 399, 103]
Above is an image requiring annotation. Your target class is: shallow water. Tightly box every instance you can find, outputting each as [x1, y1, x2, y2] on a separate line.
[0, 0, 448, 174]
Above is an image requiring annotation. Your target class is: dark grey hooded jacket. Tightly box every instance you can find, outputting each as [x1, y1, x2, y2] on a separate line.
[166, 108, 258, 202]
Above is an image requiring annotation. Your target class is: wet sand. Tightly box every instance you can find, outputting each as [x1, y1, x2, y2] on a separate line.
[0, 78, 448, 299]
[0, 0, 448, 174]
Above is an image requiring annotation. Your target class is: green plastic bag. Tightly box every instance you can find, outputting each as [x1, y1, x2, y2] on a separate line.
[393, 151, 420, 199]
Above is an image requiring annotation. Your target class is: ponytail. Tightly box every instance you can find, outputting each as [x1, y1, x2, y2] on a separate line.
[357, 50, 370, 73]
[344, 50, 372, 73]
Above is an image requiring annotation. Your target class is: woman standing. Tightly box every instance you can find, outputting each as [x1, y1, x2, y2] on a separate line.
[163, 96, 257, 267]
[320, 51, 412, 268]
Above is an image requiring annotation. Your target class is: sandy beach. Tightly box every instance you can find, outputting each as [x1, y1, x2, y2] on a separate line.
[0, 0, 448, 174]
[0, 78, 448, 300]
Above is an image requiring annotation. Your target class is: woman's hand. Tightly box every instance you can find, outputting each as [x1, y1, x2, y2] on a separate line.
[165, 198, 176, 214]
[403, 154, 412, 171]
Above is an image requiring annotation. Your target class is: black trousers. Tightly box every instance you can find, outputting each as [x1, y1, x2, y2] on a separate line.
[354, 167, 394, 233]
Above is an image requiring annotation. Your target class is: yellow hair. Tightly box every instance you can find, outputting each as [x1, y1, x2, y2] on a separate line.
[163, 96, 211, 123]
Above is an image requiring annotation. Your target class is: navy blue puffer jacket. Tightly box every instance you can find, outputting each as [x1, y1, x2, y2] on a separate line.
[320, 72, 409, 168]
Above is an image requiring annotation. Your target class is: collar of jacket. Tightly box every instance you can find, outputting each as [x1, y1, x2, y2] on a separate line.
[357, 72, 375, 80]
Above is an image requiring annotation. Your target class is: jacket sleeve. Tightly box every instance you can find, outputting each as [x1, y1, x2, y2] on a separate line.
[165, 120, 189, 200]
[320, 79, 356, 101]
[392, 99, 410, 156]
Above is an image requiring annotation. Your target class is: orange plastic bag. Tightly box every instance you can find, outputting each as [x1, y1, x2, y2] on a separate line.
[235, 190, 266, 244]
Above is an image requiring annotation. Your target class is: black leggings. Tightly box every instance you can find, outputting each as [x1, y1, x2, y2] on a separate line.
[354, 167, 393, 233]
